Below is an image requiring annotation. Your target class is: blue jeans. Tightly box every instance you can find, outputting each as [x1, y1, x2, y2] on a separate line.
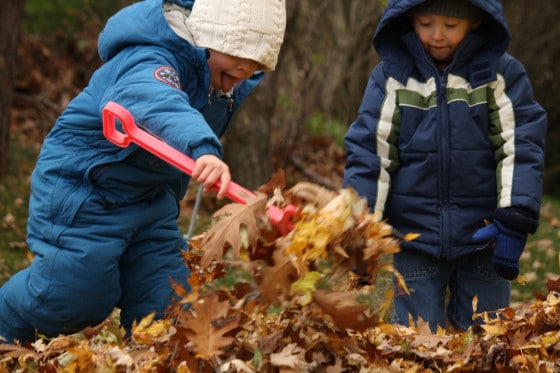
[392, 248, 510, 331]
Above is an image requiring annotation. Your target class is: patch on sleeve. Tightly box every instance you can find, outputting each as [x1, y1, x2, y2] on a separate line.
[154, 66, 182, 89]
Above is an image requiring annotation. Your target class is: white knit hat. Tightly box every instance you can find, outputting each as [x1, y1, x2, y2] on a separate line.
[186, 0, 286, 71]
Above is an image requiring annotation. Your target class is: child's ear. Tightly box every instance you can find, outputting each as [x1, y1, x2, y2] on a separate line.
[470, 19, 482, 31]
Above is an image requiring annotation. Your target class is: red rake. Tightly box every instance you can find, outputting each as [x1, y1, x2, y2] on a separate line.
[102, 101, 298, 235]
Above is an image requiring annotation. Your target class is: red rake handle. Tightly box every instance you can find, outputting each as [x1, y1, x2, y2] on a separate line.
[101, 101, 255, 205]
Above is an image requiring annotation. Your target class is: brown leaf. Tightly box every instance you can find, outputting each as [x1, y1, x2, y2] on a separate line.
[411, 321, 452, 349]
[270, 343, 308, 370]
[312, 289, 376, 331]
[256, 169, 287, 195]
[286, 181, 337, 209]
[179, 294, 240, 359]
[547, 275, 560, 293]
[259, 330, 284, 354]
[200, 194, 267, 268]
[0, 343, 40, 358]
[258, 247, 298, 303]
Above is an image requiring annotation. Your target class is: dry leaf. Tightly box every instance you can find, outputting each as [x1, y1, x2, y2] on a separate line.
[178, 294, 240, 359]
[132, 313, 175, 345]
[258, 247, 298, 303]
[312, 289, 375, 331]
[286, 181, 338, 208]
[270, 343, 308, 370]
[200, 194, 267, 268]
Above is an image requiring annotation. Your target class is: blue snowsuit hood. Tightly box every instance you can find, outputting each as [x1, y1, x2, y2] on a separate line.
[99, 0, 194, 63]
[343, 0, 547, 260]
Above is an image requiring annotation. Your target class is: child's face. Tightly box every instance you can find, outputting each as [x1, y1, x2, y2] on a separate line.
[207, 50, 261, 92]
[412, 14, 481, 66]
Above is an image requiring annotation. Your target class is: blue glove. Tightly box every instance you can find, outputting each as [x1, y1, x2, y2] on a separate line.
[473, 219, 527, 280]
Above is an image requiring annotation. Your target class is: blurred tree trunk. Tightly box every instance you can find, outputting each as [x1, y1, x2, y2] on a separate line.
[0, 0, 25, 178]
[225, 0, 382, 189]
[223, 0, 299, 189]
[503, 1, 560, 194]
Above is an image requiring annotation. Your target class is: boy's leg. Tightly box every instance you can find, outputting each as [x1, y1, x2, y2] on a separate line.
[447, 250, 510, 330]
[0, 272, 42, 343]
[392, 249, 450, 332]
[118, 189, 191, 330]
[0, 191, 129, 343]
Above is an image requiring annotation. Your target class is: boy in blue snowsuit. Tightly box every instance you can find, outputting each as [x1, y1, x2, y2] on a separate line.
[0, 0, 286, 343]
[343, 0, 546, 331]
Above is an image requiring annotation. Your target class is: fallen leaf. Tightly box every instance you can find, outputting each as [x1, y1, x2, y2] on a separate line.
[312, 289, 376, 331]
[200, 194, 267, 268]
[270, 343, 308, 370]
[178, 294, 240, 359]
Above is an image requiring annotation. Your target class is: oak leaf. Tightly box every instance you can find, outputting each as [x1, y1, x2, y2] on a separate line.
[200, 194, 267, 268]
[179, 294, 240, 359]
[411, 319, 452, 350]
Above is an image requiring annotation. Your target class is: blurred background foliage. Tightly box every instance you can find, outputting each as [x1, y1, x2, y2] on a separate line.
[23, 0, 131, 38]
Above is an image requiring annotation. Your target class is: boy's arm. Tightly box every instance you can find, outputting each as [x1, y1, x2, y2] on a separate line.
[95, 48, 237, 161]
[343, 65, 401, 212]
[489, 54, 547, 224]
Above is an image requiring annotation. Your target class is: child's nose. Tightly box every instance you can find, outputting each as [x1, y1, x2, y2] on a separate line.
[432, 26, 444, 40]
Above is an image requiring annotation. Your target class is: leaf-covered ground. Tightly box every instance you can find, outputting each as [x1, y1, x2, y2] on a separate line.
[1, 183, 559, 372]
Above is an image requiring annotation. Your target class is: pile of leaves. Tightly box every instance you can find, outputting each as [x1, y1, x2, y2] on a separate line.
[1, 180, 560, 372]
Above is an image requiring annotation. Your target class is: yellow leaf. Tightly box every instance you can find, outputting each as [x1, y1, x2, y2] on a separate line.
[481, 324, 506, 336]
[541, 332, 560, 348]
[471, 295, 478, 314]
[392, 268, 410, 296]
[289, 271, 323, 306]
[547, 291, 560, 306]
[515, 274, 528, 285]
[132, 313, 174, 344]
[404, 232, 420, 241]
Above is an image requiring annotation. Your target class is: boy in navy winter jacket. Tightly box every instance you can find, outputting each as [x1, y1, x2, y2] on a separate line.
[343, 0, 546, 331]
[0, 0, 286, 343]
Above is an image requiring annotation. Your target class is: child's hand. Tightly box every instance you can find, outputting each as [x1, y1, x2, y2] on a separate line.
[191, 154, 231, 199]
[473, 220, 527, 280]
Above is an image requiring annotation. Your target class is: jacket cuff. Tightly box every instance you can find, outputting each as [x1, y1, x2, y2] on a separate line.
[494, 208, 539, 234]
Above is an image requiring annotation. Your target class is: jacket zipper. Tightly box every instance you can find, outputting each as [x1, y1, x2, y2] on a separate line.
[438, 73, 450, 259]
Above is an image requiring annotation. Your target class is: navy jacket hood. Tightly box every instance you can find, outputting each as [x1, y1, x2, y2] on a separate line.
[373, 0, 510, 86]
